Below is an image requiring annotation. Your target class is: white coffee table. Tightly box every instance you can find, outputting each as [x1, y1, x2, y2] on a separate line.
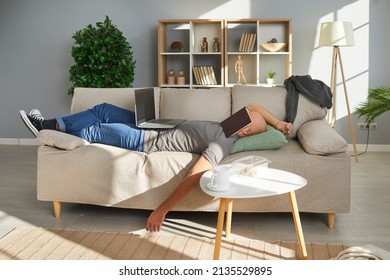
[200, 165, 308, 260]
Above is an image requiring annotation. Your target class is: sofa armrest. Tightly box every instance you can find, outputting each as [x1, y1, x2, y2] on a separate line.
[37, 130, 89, 150]
[297, 119, 348, 155]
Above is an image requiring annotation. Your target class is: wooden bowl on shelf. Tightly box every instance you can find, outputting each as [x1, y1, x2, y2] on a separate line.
[261, 43, 287, 52]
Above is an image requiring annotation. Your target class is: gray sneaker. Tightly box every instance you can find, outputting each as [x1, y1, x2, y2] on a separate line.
[19, 109, 44, 137]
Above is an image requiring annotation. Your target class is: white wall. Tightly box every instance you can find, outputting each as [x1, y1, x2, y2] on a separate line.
[0, 0, 388, 145]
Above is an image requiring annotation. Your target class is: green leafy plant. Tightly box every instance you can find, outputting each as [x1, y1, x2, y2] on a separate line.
[267, 71, 277, 79]
[67, 16, 136, 96]
[354, 86, 390, 124]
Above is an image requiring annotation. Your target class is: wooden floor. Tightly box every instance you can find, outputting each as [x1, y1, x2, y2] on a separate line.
[1, 145, 389, 251]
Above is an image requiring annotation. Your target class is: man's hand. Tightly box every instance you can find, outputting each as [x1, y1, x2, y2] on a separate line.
[145, 155, 212, 232]
[276, 121, 293, 135]
[146, 210, 166, 232]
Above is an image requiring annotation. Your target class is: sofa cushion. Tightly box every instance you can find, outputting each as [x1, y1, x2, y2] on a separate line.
[37, 130, 89, 150]
[231, 85, 327, 138]
[297, 119, 348, 155]
[230, 125, 287, 154]
[159, 87, 231, 122]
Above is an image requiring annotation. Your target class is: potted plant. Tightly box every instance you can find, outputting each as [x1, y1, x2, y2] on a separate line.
[267, 71, 277, 85]
[354, 86, 390, 124]
[67, 16, 136, 96]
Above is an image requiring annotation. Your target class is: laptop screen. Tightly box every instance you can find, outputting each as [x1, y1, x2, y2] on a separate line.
[135, 88, 156, 125]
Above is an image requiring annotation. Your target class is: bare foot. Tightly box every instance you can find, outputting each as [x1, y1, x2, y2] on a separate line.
[276, 121, 293, 136]
[146, 209, 166, 232]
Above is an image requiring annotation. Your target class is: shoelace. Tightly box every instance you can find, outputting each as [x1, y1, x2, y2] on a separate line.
[29, 110, 44, 121]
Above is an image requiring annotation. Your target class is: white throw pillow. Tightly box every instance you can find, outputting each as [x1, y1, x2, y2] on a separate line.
[37, 130, 89, 150]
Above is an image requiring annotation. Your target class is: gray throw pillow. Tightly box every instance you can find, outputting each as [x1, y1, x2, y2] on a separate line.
[297, 120, 348, 155]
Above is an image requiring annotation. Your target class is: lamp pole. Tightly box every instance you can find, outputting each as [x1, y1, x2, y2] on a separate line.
[329, 46, 358, 162]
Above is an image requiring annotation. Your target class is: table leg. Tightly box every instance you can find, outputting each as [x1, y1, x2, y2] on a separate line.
[288, 191, 308, 260]
[225, 198, 233, 238]
[213, 198, 227, 260]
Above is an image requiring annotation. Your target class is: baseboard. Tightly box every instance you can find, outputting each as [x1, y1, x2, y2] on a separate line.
[0, 138, 40, 145]
[349, 144, 390, 152]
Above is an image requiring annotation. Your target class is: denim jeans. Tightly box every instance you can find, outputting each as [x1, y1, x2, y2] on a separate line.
[55, 103, 145, 151]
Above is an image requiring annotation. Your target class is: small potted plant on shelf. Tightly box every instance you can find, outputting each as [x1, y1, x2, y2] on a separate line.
[267, 71, 277, 85]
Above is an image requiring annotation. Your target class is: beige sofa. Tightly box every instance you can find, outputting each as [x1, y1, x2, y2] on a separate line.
[36, 85, 351, 228]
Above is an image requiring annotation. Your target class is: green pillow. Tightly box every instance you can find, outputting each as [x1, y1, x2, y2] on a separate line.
[230, 125, 288, 154]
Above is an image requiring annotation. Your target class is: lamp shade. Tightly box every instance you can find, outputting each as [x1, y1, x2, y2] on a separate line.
[319, 21, 355, 47]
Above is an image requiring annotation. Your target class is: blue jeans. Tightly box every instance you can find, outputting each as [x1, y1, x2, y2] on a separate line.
[55, 103, 145, 151]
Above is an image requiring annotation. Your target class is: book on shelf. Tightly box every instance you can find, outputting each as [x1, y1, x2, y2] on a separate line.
[238, 33, 256, 52]
[201, 67, 210, 85]
[192, 66, 218, 85]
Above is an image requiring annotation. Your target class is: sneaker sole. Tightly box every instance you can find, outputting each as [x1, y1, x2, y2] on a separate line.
[19, 110, 38, 137]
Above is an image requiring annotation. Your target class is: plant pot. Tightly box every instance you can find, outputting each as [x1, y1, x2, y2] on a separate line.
[267, 78, 274, 85]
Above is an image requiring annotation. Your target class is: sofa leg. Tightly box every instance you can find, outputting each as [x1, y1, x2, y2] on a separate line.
[327, 213, 335, 229]
[53, 201, 61, 218]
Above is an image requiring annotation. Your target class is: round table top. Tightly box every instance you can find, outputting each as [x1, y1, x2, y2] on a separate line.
[200, 165, 307, 199]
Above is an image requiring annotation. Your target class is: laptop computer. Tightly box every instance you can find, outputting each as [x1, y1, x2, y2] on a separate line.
[134, 88, 185, 129]
[220, 106, 253, 137]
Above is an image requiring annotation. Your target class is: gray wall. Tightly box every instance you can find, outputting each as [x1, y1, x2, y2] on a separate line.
[0, 0, 388, 145]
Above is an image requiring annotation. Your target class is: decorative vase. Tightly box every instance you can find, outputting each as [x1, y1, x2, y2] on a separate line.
[201, 37, 208, 52]
[212, 37, 220, 52]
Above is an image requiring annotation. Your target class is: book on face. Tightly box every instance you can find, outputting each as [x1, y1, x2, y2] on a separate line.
[220, 107, 252, 138]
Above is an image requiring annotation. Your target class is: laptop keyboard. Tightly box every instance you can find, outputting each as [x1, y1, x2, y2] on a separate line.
[148, 119, 173, 124]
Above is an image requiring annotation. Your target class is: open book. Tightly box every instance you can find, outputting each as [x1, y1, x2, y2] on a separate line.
[220, 107, 252, 138]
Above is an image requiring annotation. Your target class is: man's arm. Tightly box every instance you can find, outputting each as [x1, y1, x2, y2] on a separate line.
[247, 103, 293, 135]
[146, 155, 213, 232]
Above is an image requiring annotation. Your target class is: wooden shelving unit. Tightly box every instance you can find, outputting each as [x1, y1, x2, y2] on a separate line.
[158, 18, 291, 88]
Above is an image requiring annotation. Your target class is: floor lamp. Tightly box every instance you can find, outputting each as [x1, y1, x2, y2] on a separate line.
[319, 21, 358, 162]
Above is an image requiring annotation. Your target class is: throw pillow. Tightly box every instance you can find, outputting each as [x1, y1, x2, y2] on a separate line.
[297, 120, 348, 155]
[230, 125, 287, 154]
[37, 130, 89, 150]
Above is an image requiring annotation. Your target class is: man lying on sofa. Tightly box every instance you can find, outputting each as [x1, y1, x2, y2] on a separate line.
[20, 103, 292, 232]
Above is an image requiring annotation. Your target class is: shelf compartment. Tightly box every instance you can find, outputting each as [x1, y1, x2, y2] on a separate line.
[226, 21, 258, 53]
[163, 22, 191, 53]
[226, 53, 258, 86]
[259, 54, 287, 85]
[160, 55, 190, 87]
[258, 20, 290, 53]
[192, 20, 223, 53]
[192, 54, 222, 86]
